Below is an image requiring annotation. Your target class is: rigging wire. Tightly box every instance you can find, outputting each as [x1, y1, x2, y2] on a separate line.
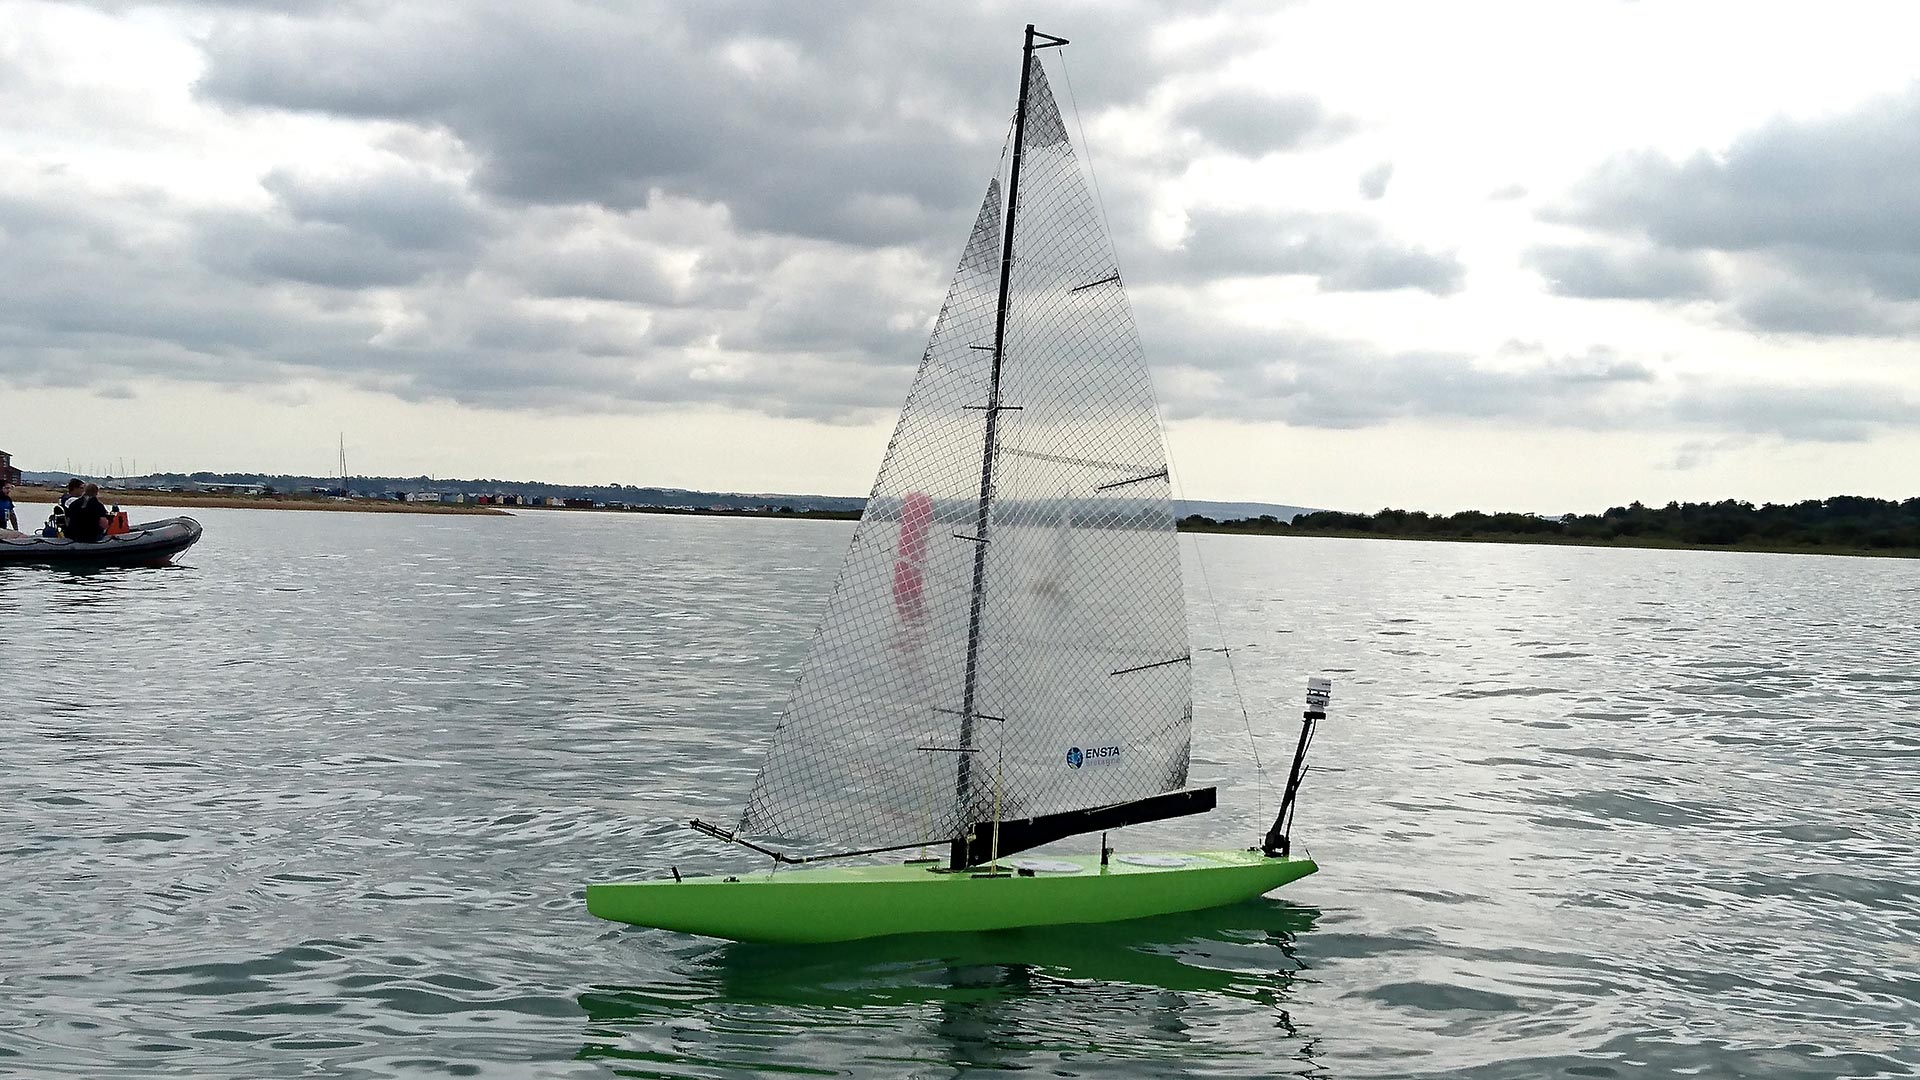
[1054, 49, 1119, 262]
[1169, 459, 1270, 830]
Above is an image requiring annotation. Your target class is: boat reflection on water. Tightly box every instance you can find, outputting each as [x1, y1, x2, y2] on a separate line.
[577, 899, 1323, 1076]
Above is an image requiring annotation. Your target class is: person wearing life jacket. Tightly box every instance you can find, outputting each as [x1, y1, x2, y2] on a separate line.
[51, 478, 82, 537]
[0, 481, 18, 534]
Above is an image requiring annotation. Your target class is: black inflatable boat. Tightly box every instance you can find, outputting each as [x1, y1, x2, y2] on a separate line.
[0, 517, 203, 568]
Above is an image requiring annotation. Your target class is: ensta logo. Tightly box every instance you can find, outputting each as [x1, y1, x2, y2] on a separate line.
[1065, 744, 1121, 768]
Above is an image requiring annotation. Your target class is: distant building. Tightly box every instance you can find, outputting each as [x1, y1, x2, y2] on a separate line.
[0, 449, 20, 486]
[405, 492, 444, 503]
[197, 482, 267, 496]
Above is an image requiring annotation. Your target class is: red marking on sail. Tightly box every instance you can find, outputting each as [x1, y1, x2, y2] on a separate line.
[891, 491, 933, 626]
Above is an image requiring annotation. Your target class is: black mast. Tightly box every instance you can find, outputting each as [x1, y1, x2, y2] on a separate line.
[954, 24, 1068, 839]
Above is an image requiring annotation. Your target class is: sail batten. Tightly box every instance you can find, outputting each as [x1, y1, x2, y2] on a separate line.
[738, 54, 1190, 854]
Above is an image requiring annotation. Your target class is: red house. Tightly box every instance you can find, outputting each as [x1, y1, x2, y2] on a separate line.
[0, 449, 21, 486]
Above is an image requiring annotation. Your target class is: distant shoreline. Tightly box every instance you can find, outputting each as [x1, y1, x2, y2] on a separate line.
[517, 504, 863, 521]
[1181, 521, 1920, 560]
[12, 485, 1913, 559]
[7, 485, 864, 522]
[9, 486, 507, 516]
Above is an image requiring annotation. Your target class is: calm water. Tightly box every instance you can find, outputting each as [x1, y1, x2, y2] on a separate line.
[2, 505, 1915, 1078]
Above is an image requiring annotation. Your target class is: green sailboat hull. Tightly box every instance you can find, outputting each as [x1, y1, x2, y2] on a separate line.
[586, 849, 1316, 944]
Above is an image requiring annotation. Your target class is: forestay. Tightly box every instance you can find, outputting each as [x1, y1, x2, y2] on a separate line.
[739, 58, 1190, 854]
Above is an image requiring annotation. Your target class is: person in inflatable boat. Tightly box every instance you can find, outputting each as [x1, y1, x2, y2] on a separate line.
[49, 478, 83, 537]
[64, 484, 112, 544]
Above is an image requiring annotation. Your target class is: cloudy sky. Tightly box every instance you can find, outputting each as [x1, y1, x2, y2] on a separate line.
[3, 0, 1917, 512]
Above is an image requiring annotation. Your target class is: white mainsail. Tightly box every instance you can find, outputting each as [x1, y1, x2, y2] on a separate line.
[739, 58, 1190, 853]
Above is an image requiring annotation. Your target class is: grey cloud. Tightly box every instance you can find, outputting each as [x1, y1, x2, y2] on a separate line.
[335, 262, 931, 420]
[1526, 243, 1720, 301]
[20, 2, 1913, 448]
[1135, 299, 1914, 442]
[1255, 348, 1655, 429]
[1667, 436, 1750, 470]
[1173, 207, 1465, 294]
[188, 166, 494, 290]
[1563, 92, 1920, 256]
[1726, 281, 1902, 337]
[642, 310, 722, 350]
[8, 169, 1912, 445]
[76, 1, 372, 11]
[494, 209, 706, 307]
[0, 182, 928, 422]
[1549, 83, 1920, 335]
[199, 215, 456, 289]
[724, 272, 925, 363]
[193, 8, 973, 247]
[1176, 90, 1353, 157]
[8, 2, 1491, 435]
[1671, 381, 1920, 442]
[263, 168, 487, 251]
[1137, 298, 1650, 425]
[1320, 244, 1465, 294]
[250, 232, 430, 289]
[0, 191, 330, 358]
[511, 240, 687, 306]
[486, 198, 776, 309]
[1762, 244, 1920, 304]
[486, 202, 936, 364]
[192, 2, 1238, 251]
[1358, 161, 1393, 200]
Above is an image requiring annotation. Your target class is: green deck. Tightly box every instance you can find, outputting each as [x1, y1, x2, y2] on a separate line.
[586, 849, 1317, 944]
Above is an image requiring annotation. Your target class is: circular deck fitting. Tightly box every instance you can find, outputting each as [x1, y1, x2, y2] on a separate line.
[1114, 853, 1195, 868]
[1006, 858, 1084, 874]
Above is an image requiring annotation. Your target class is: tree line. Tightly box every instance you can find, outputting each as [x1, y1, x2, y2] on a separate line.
[1180, 496, 1920, 553]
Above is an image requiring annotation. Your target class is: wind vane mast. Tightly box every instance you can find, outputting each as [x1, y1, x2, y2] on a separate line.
[1263, 678, 1332, 857]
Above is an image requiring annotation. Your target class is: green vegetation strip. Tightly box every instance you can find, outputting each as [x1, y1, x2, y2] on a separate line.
[1180, 496, 1920, 559]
